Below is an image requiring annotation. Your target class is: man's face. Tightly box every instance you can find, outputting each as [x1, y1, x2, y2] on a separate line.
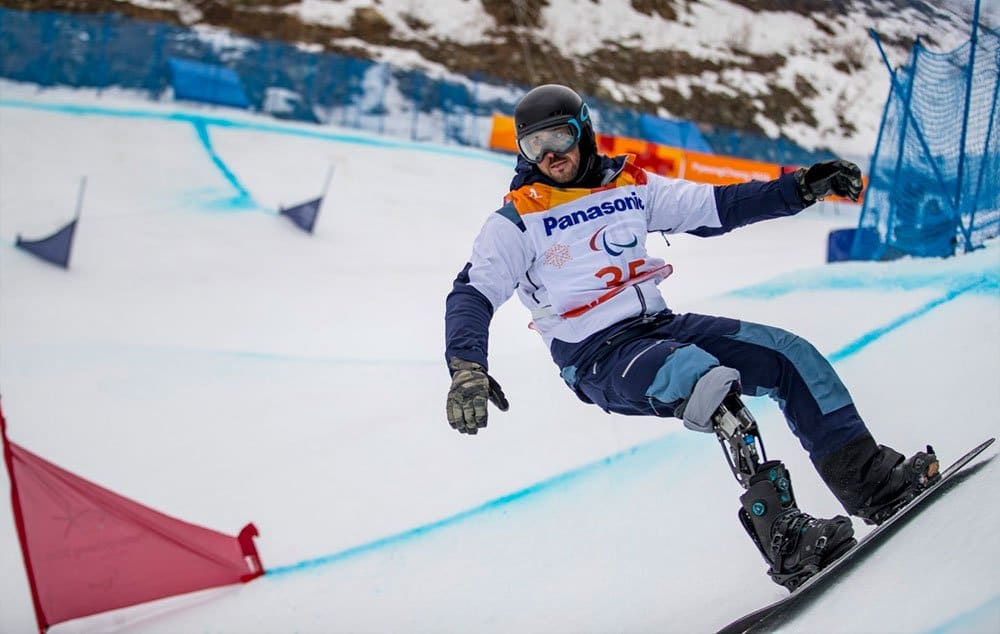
[518, 124, 581, 184]
[536, 139, 581, 184]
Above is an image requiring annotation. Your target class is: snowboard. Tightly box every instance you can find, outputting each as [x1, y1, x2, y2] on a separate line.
[716, 437, 996, 634]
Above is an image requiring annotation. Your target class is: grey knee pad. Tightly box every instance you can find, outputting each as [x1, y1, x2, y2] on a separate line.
[680, 366, 741, 433]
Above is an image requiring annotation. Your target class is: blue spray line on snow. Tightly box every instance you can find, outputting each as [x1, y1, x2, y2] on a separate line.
[265, 431, 703, 577]
[0, 99, 516, 166]
[728, 257, 1000, 299]
[189, 118, 254, 208]
[263, 274, 995, 577]
[0, 98, 514, 214]
[5, 96, 998, 582]
[827, 277, 993, 364]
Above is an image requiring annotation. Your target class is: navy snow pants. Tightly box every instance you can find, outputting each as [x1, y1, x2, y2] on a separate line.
[570, 313, 869, 461]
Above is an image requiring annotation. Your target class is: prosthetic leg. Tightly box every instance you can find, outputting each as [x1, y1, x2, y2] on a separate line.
[712, 390, 767, 487]
[711, 391, 856, 590]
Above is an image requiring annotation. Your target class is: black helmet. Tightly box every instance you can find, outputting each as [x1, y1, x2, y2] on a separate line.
[514, 84, 593, 144]
[513, 85, 598, 181]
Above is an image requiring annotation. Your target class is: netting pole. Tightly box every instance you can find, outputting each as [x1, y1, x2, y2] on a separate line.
[96, 14, 109, 94]
[41, 12, 54, 87]
[148, 23, 165, 98]
[879, 34, 961, 256]
[378, 64, 389, 136]
[470, 79, 480, 146]
[339, 59, 351, 128]
[970, 39, 1000, 244]
[411, 72, 421, 141]
[883, 40, 921, 254]
[856, 29, 899, 259]
[305, 53, 318, 120]
[955, 0, 982, 252]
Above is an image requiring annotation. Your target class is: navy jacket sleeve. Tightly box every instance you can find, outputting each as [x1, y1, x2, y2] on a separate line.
[444, 262, 494, 371]
[690, 171, 807, 237]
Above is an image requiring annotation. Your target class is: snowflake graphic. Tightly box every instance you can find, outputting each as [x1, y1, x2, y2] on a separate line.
[543, 243, 572, 268]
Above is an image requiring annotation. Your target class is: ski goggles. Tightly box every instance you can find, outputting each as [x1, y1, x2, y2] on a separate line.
[517, 125, 580, 163]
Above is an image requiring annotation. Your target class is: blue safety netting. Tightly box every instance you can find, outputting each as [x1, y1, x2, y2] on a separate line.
[0, 8, 832, 164]
[637, 113, 713, 152]
[854, 25, 1000, 259]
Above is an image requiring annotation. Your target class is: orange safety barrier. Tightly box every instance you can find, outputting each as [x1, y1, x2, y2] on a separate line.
[488, 113, 519, 154]
[487, 114, 861, 203]
[596, 133, 683, 178]
[681, 151, 781, 185]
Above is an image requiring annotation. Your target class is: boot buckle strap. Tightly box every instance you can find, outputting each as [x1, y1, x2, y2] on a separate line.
[770, 531, 785, 554]
[814, 534, 828, 555]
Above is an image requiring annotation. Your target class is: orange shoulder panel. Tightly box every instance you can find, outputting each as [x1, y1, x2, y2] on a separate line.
[504, 157, 649, 214]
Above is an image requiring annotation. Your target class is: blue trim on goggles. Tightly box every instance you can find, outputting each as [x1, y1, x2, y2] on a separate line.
[516, 103, 591, 163]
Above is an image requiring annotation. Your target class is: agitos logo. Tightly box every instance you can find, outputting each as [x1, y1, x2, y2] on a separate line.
[589, 224, 638, 256]
[541, 192, 645, 236]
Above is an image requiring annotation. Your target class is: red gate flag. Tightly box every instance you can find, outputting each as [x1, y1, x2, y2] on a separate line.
[1, 402, 264, 633]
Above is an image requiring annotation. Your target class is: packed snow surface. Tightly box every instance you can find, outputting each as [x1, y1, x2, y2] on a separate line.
[0, 83, 998, 633]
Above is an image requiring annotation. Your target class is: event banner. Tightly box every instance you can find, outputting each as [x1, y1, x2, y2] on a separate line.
[680, 151, 780, 185]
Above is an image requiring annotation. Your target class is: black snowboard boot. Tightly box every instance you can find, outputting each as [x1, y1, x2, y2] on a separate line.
[739, 461, 856, 591]
[817, 433, 941, 526]
[854, 447, 940, 525]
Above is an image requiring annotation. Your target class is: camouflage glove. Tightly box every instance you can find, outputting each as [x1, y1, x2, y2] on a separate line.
[795, 159, 863, 204]
[446, 358, 509, 435]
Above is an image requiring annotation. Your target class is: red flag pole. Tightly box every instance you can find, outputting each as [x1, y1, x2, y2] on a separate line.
[0, 401, 49, 634]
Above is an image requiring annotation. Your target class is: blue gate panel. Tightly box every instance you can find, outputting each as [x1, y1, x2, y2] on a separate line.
[827, 227, 880, 263]
[168, 57, 250, 109]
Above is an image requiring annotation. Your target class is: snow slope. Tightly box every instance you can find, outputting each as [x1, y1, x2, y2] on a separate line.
[0, 83, 997, 633]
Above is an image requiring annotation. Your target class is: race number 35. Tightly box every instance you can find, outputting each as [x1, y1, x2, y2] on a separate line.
[595, 259, 645, 288]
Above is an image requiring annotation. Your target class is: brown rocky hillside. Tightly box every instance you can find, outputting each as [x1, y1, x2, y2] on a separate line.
[1, 0, 982, 154]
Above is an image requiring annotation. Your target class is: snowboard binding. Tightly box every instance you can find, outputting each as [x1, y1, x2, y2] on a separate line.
[856, 445, 941, 525]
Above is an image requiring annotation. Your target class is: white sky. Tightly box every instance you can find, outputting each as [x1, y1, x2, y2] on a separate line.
[0, 83, 998, 633]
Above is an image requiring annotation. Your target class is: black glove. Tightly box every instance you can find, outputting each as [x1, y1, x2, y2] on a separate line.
[446, 358, 509, 435]
[795, 159, 863, 204]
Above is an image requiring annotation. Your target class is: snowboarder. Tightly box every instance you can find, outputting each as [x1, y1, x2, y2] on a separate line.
[443, 84, 940, 588]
